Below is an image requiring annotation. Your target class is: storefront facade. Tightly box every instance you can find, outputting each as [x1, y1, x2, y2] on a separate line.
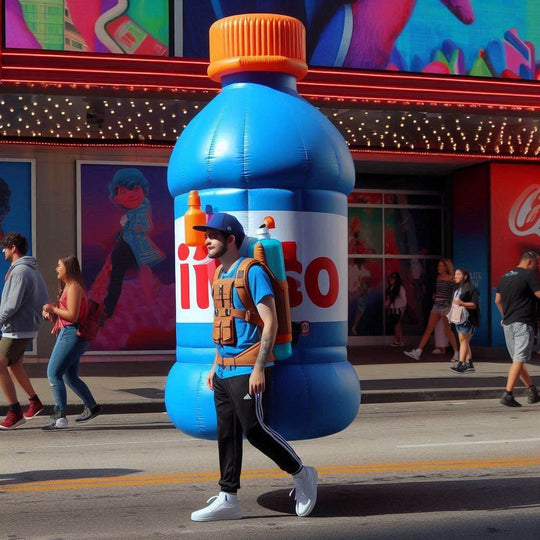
[0, 2, 539, 357]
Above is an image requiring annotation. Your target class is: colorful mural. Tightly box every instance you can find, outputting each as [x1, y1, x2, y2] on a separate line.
[183, 0, 540, 81]
[5, 0, 169, 55]
[0, 160, 34, 279]
[77, 162, 175, 353]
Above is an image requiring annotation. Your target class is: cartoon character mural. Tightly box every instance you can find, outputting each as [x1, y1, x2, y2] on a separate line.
[5, 0, 169, 55]
[183, 1, 540, 80]
[183, 0, 473, 68]
[323, 0, 475, 70]
[78, 162, 174, 352]
[102, 168, 166, 320]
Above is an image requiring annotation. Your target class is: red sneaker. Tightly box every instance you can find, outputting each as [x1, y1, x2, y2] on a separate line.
[0, 410, 26, 429]
[24, 400, 44, 419]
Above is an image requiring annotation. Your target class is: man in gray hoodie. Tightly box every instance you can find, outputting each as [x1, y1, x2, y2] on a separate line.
[0, 232, 49, 429]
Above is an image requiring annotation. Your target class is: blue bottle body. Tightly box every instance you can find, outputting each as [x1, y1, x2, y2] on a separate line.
[166, 71, 360, 440]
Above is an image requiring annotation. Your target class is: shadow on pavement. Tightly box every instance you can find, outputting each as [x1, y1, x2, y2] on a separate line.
[73, 423, 176, 432]
[0, 468, 141, 487]
[23, 360, 173, 379]
[257, 476, 540, 517]
[360, 376, 507, 390]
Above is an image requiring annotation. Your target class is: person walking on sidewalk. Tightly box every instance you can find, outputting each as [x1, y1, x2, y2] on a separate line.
[404, 258, 459, 362]
[0, 233, 48, 429]
[449, 268, 480, 375]
[385, 272, 406, 347]
[41, 256, 101, 430]
[190, 213, 318, 522]
[495, 251, 540, 407]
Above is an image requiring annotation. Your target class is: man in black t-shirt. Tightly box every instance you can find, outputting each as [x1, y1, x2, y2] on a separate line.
[495, 251, 540, 407]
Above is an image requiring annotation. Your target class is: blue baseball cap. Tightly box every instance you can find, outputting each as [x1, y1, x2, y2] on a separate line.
[193, 212, 245, 244]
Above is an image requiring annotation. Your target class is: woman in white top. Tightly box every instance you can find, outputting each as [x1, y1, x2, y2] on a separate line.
[385, 272, 407, 347]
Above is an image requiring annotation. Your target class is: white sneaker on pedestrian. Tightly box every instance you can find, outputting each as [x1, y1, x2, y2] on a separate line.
[404, 348, 422, 360]
[191, 492, 242, 522]
[451, 351, 459, 362]
[41, 417, 68, 431]
[291, 466, 318, 517]
[431, 348, 444, 355]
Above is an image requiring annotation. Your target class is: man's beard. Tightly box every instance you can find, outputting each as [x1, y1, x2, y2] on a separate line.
[208, 243, 228, 260]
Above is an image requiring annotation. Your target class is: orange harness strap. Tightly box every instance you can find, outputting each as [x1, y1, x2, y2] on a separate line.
[216, 342, 276, 367]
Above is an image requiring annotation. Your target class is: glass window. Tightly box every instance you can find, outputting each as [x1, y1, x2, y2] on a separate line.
[348, 258, 383, 337]
[348, 207, 383, 255]
[348, 192, 382, 204]
[385, 208, 442, 255]
[384, 193, 441, 205]
[348, 189, 444, 338]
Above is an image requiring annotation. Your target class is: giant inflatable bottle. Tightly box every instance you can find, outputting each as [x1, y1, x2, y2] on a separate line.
[166, 13, 360, 440]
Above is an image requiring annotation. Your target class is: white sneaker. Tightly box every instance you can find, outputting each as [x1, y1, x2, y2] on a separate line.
[291, 466, 318, 517]
[41, 417, 68, 431]
[451, 351, 459, 362]
[431, 348, 444, 355]
[404, 348, 421, 360]
[191, 492, 242, 522]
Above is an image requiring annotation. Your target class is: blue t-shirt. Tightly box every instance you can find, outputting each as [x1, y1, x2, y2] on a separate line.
[215, 257, 274, 379]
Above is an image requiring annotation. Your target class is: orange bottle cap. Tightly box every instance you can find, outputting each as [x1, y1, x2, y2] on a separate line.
[208, 14, 308, 83]
[188, 190, 201, 207]
[264, 216, 275, 229]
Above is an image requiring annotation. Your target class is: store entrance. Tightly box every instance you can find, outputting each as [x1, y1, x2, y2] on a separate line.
[347, 181, 450, 345]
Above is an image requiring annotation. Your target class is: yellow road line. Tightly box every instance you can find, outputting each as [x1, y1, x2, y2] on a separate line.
[2, 456, 540, 493]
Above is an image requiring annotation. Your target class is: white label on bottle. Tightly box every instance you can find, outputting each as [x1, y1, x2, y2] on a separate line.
[175, 210, 347, 324]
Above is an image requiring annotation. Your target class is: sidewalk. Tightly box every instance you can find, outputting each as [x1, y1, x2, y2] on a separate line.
[1, 347, 539, 417]
[348, 345, 540, 403]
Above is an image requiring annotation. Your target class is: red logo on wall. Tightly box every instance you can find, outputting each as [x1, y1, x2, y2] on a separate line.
[509, 184, 540, 237]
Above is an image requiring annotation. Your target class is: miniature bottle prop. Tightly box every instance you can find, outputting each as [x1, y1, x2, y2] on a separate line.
[184, 190, 206, 247]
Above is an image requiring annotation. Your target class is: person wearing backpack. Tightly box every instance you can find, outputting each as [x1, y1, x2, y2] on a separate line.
[41, 256, 101, 430]
[190, 213, 318, 522]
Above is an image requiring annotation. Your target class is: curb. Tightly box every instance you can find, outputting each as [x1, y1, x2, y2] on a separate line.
[360, 388, 508, 404]
[0, 401, 166, 418]
[3, 385, 536, 417]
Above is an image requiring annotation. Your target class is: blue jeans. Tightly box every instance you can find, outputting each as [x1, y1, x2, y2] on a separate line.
[47, 325, 96, 413]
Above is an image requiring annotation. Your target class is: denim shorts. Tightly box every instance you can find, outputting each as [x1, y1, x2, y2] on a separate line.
[503, 322, 533, 363]
[455, 320, 475, 335]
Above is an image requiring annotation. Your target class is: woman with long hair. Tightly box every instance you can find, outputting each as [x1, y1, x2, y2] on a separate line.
[41, 256, 101, 430]
[385, 272, 406, 347]
[404, 258, 459, 361]
[449, 268, 480, 374]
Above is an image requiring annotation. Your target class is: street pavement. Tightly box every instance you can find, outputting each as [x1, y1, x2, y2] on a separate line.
[1, 346, 540, 417]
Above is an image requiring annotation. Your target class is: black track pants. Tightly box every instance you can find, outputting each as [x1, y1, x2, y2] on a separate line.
[213, 368, 303, 493]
